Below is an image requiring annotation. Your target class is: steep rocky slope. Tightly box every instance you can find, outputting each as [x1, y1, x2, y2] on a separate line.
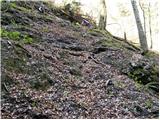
[1, 1, 159, 119]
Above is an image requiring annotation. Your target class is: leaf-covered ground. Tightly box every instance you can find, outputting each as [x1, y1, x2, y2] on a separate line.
[1, 1, 159, 119]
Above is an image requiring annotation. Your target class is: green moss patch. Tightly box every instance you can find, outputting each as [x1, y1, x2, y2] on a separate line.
[143, 51, 159, 58]
[88, 29, 112, 37]
[95, 39, 124, 49]
[1, 29, 34, 44]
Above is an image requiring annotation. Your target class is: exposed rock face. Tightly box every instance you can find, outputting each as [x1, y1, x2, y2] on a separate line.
[1, 1, 159, 119]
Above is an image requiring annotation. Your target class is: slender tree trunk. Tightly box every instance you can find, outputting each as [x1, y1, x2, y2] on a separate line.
[148, 3, 153, 49]
[131, 0, 148, 51]
[98, 0, 107, 30]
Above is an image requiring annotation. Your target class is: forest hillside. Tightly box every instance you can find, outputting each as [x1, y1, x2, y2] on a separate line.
[1, 1, 159, 119]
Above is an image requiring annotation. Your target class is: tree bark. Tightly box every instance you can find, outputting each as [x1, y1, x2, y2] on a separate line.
[98, 0, 107, 30]
[131, 0, 148, 51]
[148, 3, 153, 49]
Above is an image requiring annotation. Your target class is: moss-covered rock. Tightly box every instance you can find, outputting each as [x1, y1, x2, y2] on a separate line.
[29, 73, 52, 90]
[1, 1, 54, 26]
[98, 48, 158, 93]
[69, 67, 82, 76]
[127, 59, 159, 93]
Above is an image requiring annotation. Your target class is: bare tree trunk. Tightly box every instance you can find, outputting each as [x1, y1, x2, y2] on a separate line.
[98, 0, 107, 30]
[139, 1, 147, 39]
[148, 3, 153, 49]
[131, 0, 148, 51]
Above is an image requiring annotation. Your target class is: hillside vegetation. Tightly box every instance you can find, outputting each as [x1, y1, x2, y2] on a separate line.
[1, 1, 159, 119]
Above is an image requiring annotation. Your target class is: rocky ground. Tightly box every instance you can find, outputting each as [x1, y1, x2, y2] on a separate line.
[1, 1, 159, 119]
